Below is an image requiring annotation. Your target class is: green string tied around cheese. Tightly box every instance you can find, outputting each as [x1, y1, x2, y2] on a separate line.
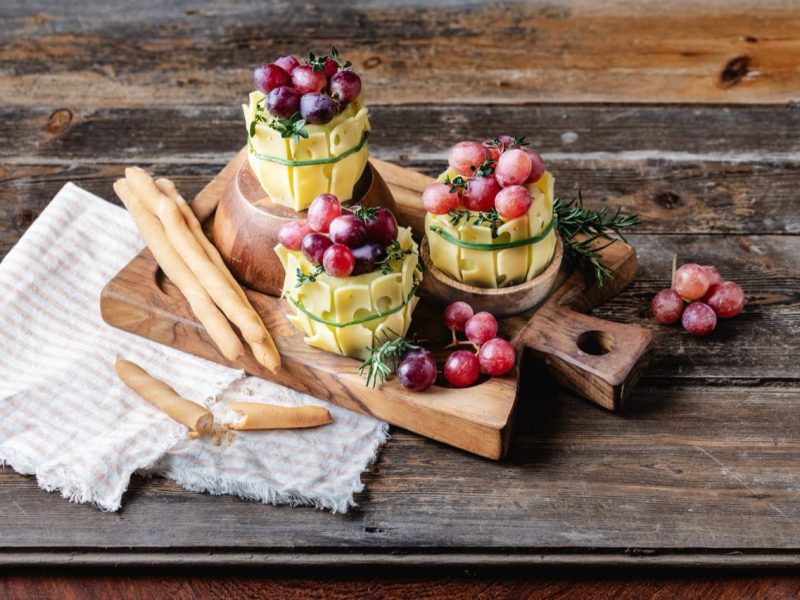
[248, 130, 370, 167]
[288, 285, 418, 329]
[428, 215, 555, 251]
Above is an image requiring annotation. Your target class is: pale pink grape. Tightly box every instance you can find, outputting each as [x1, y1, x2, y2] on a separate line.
[448, 141, 488, 177]
[465, 312, 498, 346]
[682, 301, 717, 335]
[524, 149, 546, 183]
[462, 175, 501, 212]
[443, 301, 474, 333]
[307, 193, 342, 233]
[495, 149, 532, 187]
[651, 288, 683, 324]
[704, 281, 745, 318]
[673, 263, 711, 301]
[422, 183, 460, 215]
[494, 185, 532, 219]
[277, 220, 312, 251]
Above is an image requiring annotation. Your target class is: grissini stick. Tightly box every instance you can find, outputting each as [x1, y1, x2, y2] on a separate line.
[155, 178, 281, 371]
[227, 402, 333, 431]
[115, 359, 214, 434]
[113, 179, 244, 362]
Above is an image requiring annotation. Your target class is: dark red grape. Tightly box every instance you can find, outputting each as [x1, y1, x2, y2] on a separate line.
[291, 65, 327, 94]
[422, 183, 459, 215]
[301, 232, 332, 265]
[266, 86, 301, 118]
[443, 301, 474, 333]
[278, 220, 312, 251]
[444, 350, 480, 387]
[651, 288, 684, 324]
[300, 93, 336, 125]
[362, 207, 398, 245]
[448, 141, 488, 177]
[329, 70, 362, 105]
[495, 149, 532, 187]
[322, 243, 355, 277]
[397, 355, 437, 392]
[524, 149, 546, 183]
[682, 301, 717, 335]
[479, 338, 516, 376]
[328, 214, 367, 247]
[402, 347, 432, 362]
[495, 185, 532, 219]
[462, 175, 501, 212]
[674, 263, 711, 301]
[350, 242, 387, 275]
[308, 193, 341, 233]
[465, 312, 498, 345]
[322, 57, 338, 77]
[274, 55, 299, 74]
[252, 63, 291, 94]
[704, 281, 745, 318]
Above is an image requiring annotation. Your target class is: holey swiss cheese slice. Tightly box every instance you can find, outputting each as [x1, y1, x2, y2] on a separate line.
[275, 227, 422, 360]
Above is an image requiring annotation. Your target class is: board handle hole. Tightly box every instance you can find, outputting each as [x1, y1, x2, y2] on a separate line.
[577, 330, 615, 355]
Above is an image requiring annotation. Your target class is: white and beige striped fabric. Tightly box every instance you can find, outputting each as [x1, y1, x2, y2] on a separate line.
[0, 183, 388, 512]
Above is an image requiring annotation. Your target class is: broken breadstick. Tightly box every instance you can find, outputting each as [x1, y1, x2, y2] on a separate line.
[227, 402, 333, 431]
[115, 359, 214, 434]
[113, 179, 244, 362]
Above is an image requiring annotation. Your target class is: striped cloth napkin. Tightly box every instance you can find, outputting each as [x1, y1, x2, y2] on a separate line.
[0, 183, 388, 512]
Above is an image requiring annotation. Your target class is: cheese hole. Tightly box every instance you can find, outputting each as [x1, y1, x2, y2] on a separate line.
[333, 133, 341, 146]
[460, 258, 476, 272]
[352, 308, 372, 322]
[376, 296, 393, 312]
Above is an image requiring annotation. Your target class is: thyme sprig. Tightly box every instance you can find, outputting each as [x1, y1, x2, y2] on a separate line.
[485, 135, 528, 152]
[443, 174, 468, 194]
[358, 333, 419, 388]
[268, 111, 309, 142]
[471, 157, 496, 177]
[352, 205, 378, 221]
[378, 240, 415, 274]
[447, 207, 504, 239]
[295, 264, 324, 287]
[308, 47, 352, 72]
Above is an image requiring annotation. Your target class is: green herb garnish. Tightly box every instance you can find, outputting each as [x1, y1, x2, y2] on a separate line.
[358, 334, 419, 388]
[443, 174, 468, 194]
[353, 205, 378, 221]
[447, 207, 504, 239]
[471, 157, 496, 177]
[269, 111, 309, 142]
[295, 264, 324, 287]
[378, 240, 416, 274]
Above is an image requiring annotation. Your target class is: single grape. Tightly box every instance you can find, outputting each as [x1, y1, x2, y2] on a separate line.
[682, 301, 717, 335]
[482, 139, 501, 162]
[277, 220, 312, 251]
[300, 93, 336, 124]
[673, 263, 711, 301]
[524, 149, 546, 183]
[479, 338, 516, 376]
[266, 86, 301, 119]
[422, 182, 460, 215]
[328, 214, 367, 247]
[494, 185, 532, 219]
[443, 301, 474, 333]
[397, 355, 437, 392]
[307, 193, 342, 233]
[350, 242, 387, 275]
[301, 232, 333, 265]
[495, 149, 532, 187]
[402, 347, 432, 362]
[362, 207, 398, 246]
[465, 312, 498, 345]
[444, 350, 481, 388]
[322, 57, 339, 77]
[291, 65, 327, 94]
[496, 134, 516, 149]
[704, 281, 745, 318]
[329, 70, 362, 105]
[702, 265, 722, 286]
[274, 55, 299, 74]
[462, 175, 501, 212]
[651, 288, 684, 324]
[322, 243, 355, 277]
[448, 141, 488, 177]
[252, 63, 291, 94]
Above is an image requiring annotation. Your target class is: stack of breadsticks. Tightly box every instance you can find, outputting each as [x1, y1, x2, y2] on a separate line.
[114, 168, 280, 373]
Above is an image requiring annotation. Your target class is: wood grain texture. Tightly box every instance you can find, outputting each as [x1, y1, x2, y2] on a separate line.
[1, 0, 798, 106]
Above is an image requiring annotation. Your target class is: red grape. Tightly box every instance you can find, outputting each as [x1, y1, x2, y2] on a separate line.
[524, 149, 546, 183]
[307, 193, 342, 233]
[252, 63, 291, 94]
[673, 263, 711, 301]
[496, 134, 516, 149]
[278, 220, 312, 251]
[495, 149, 532, 187]
[329, 70, 362, 105]
[274, 55, 299, 74]
[291, 65, 327, 94]
[402, 347, 432, 362]
[482, 140, 501, 162]
[397, 355, 437, 392]
[329, 214, 367, 247]
[301, 232, 332, 265]
[300, 93, 336, 124]
[478, 338, 516, 376]
[682, 301, 717, 335]
[448, 141, 488, 177]
[322, 57, 338, 77]
[350, 242, 387, 275]
[323, 243, 355, 277]
[494, 185, 532, 219]
[462, 175, 501, 212]
[651, 288, 684, 324]
[704, 281, 745, 318]
[465, 312, 498, 345]
[362, 207, 398, 245]
[266, 86, 301, 118]
[443, 301, 474, 332]
[444, 350, 480, 387]
[422, 183, 460, 215]
[702, 265, 722, 286]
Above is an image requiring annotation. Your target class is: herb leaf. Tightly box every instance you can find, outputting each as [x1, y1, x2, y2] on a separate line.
[448, 207, 505, 239]
[358, 334, 420, 388]
[442, 174, 468, 194]
[352, 205, 378, 221]
[295, 264, 324, 287]
[377, 240, 416, 274]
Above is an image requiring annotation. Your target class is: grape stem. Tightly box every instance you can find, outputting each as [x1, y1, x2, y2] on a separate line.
[671, 253, 677, 289]
[444, 338, 481, 353]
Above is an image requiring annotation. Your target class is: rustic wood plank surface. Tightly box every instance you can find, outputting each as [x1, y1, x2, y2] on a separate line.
[1, 3, 799, 599]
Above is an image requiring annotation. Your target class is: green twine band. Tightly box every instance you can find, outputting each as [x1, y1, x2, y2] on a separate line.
[428, 216, 556, 251]
[288, 284, 418, 329]
[248, 130, 370, 167]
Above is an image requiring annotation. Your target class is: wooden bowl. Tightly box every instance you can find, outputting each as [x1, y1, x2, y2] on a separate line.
[212, 159, 395, 296]
[419, 234, 564, 317]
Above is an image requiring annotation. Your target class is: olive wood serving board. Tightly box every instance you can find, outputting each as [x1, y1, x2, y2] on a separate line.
[101, 150, 651, 459]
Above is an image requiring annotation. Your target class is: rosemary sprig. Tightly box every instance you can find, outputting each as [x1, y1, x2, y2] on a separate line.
[358, 334, 419, 388]
[295, 264, 324, 287]
[377, 240, 415, 274]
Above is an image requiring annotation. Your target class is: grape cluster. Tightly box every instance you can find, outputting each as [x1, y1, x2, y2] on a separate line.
[252, 49, 362, 126]
[421, 136, 545, 219]
[651, 262, 745, 336]
[279, 194, 399, 279]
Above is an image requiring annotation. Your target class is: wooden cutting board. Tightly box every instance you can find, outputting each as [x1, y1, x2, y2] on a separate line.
[101, 151, 652, 459]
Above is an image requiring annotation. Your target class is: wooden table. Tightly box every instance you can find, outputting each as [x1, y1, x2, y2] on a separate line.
[1, 0, 799, 593]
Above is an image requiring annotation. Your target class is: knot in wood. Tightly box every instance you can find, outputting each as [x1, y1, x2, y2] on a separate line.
[47, 108, 73, 134]
[721, 55, 750, 87]
[654, 191, 684, 210]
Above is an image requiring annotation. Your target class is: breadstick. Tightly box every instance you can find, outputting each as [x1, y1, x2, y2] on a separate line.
[115, 359, 214, 434]
[114, 179, 244, 362]
[154, 176, 281, 373]
[227, 402, 333, 430]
